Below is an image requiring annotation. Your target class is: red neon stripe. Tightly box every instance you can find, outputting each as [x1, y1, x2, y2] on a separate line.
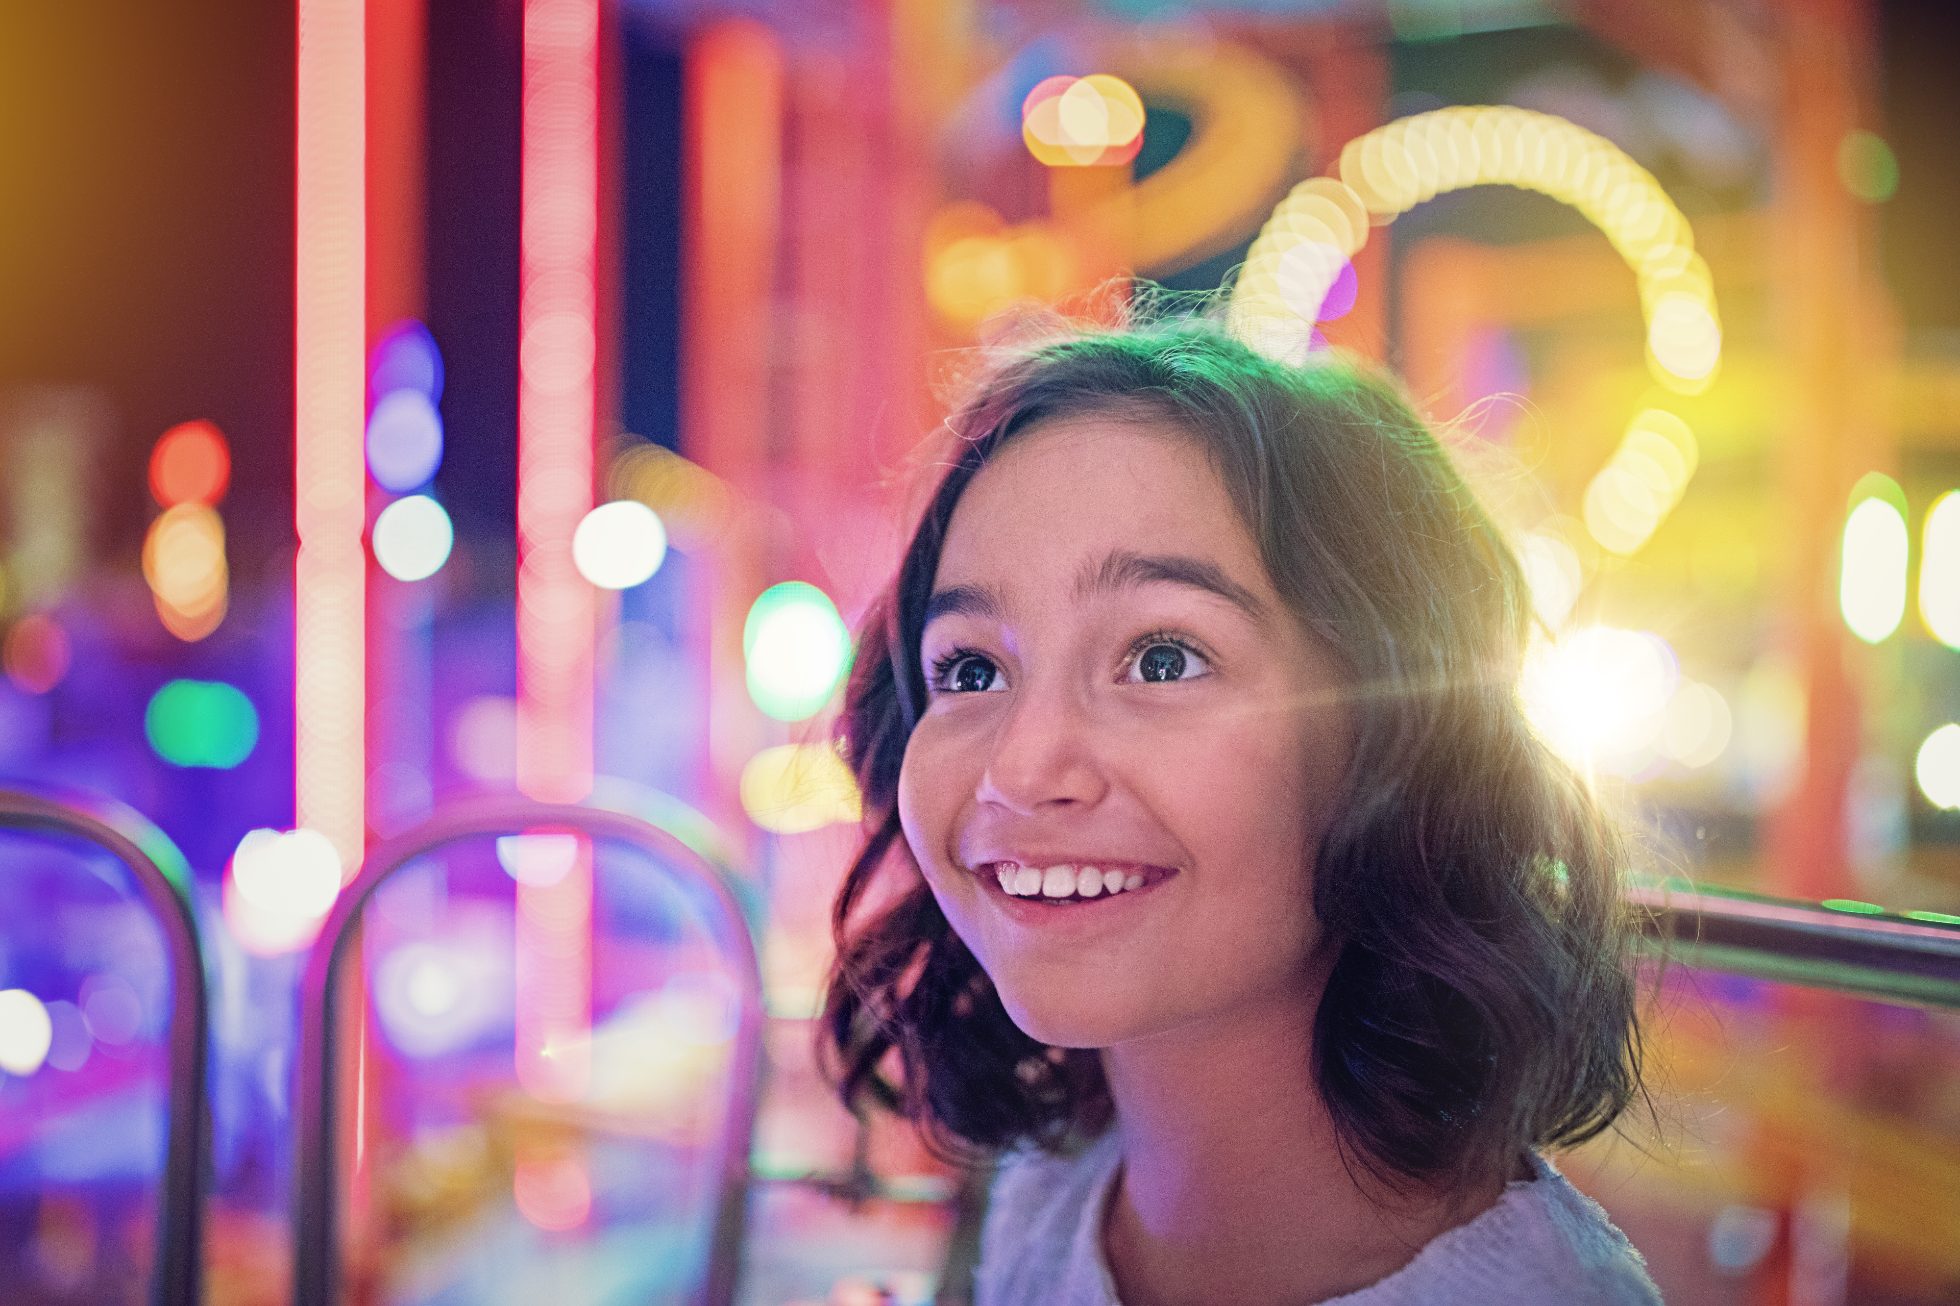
[296, 0, 367, 874]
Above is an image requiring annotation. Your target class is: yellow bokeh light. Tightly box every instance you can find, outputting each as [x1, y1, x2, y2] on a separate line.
[1023, 73, 1147, 168]
[1237, 106, 1720, 391]
[143, 503, 229, 642]
[739, 743, 860, 835]
[1841, 492, 1909, 644]
[1581, 409, 1700, 557]
[1918, 490, 1960, 649]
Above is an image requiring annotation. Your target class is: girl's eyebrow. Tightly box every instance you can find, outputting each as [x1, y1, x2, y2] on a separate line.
[1081, 549, 1272, 627]
[922, 549, 1272, 631]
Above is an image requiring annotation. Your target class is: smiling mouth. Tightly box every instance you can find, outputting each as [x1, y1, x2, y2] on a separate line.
[976, 860, 1178, 905]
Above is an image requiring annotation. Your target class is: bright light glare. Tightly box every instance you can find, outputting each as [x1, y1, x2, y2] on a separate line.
[1919, 491, 1960, 648]
[372, 495, 454, 582]
[572, 500, 667, 589]
[1915, 724, 1960, 810]
[1520, 626, 1679, 776]
[365, 390, 445, 492]
[743, 582, 852, 722]
[1841, 495, 1908, 643]
[0, 989, 53, 1075]
[231, 827, 343, 919]
[1517, 530, 1584, 629]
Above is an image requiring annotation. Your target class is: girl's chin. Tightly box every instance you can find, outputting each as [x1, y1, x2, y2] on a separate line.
[996, 992, 1165, 1052]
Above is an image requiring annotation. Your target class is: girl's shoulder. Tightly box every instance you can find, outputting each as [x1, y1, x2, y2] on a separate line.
[1337, 1153, 1662, 1306]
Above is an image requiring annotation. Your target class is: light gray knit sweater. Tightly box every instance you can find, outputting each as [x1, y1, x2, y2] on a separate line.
[973, 1128, 1662, 1305]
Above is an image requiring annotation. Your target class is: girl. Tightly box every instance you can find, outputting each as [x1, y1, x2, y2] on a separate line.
[821, 314, 1660, 1305]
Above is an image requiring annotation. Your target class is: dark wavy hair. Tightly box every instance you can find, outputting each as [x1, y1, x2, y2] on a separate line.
[819, 313, 1645, 1197]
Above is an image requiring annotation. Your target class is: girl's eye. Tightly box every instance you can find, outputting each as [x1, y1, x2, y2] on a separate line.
[1124, 634, 1212, 685]
[928, 650, 1004, 694]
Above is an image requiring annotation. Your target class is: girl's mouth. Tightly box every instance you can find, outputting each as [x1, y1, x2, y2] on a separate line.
[975, 859, 1179, 908]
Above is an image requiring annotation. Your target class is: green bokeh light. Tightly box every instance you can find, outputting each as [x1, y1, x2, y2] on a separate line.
[145, 679, 259, 769]
[1837, 129, 1899, 203]
[743, 582, 852, 723]
[1820, 897, 1885, 916]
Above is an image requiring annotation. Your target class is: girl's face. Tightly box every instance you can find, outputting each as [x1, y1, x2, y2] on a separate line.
[897, 416, 1355, 1049]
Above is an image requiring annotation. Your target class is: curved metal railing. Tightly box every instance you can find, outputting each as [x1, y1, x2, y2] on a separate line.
[1629, 882, 1960, 1010]
[0, 785, 209, 1306]
[290, 785, 764, 1306]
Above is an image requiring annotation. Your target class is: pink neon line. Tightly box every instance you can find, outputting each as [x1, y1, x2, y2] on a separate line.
[295, 0, 367, 873]
[514, 0, 598, 1104]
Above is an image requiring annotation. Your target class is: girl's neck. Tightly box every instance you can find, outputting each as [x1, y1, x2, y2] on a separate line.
[1098, 987, 1502, 1306]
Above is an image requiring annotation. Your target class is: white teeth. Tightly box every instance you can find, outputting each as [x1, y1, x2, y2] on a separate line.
[990, 861, 1162, 900]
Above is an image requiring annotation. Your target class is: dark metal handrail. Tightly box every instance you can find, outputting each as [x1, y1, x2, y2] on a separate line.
[0, 785, 209, 1306]
[292, 785, 764, 1306]
[1629, 882, 1960, 1010]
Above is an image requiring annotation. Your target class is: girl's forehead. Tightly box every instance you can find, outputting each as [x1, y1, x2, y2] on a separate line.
[932, 417, 1269, 597]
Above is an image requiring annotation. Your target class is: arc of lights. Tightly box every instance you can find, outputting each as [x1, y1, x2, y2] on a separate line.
[1230, 106, 1723, 559]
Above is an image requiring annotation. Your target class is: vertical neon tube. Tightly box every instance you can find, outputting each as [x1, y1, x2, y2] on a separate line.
[295, 0, 367, 875]
[515, 0, 598, 1104]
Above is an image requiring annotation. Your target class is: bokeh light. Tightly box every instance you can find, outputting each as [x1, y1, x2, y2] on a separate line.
[143, 503, 228, 641]
[571, 499, 668, 590]
[224, 828, 343, 955]
[1841, 477, 1909, 644]
[42, 1000, 91, 1073]
[1022, 74, 1146, 167]
[1516, 529, 1585, 630]
[495, 832, 581, 887]
[1837, 129, 1899, 203]
[0, 989, 53, 1076]
[450, 694, 518, 783]
[374, 938, 504, 1060]
[513, 1143, 591, 1232]
[149, 420, 232, 507]
[368, 319, 445, 404]
[739, 743, 862, 834]
[2, 614, 72, 695]
[923, 203, 1074, 330]
[743, 582, 852, 722]
[145, 679, 260, 769]
[365, 389, 446, 492]
[1915, 725, 1960, 810]
[1583, 409, 1700, 556]
[371, 494, 454, 582]
[1659, 680, 1734, 770]
[1233, 106, 1721, 392]
[79, 974, 143, 1046]
[1521, 625, 1680, 776]
[1918, 490, 1960, 648]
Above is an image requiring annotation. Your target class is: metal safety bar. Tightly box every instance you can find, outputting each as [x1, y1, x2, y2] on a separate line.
[1629, 882, 1960, 1010]
[0, 785, 210, 1306]
[291, 785, 764, 1306]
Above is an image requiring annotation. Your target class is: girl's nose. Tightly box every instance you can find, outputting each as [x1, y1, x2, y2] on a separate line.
[973, 682, 1109, 814]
